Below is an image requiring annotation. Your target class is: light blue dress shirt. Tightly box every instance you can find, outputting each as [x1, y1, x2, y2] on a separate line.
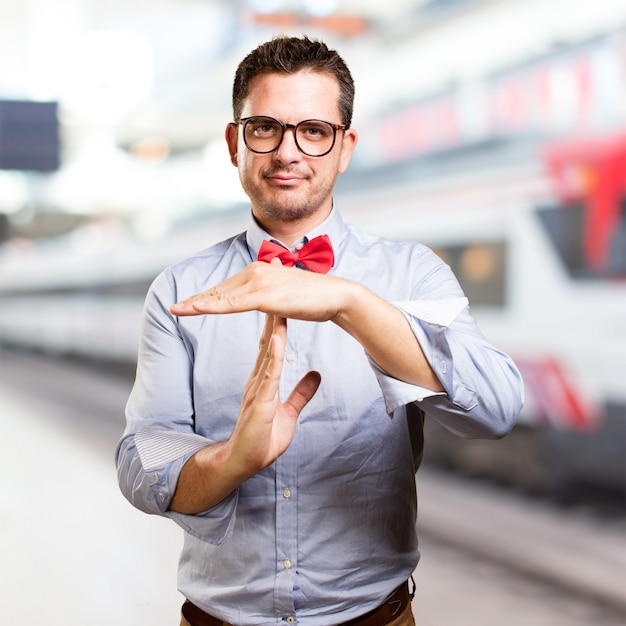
[116, 206, 523, 625]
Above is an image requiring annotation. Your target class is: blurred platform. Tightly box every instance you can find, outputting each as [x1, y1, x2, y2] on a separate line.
[0, 381, 183, 625]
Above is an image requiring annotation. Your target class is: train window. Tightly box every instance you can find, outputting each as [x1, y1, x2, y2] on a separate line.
[536, 199, 626, 279]
[431, 241, 507, 307]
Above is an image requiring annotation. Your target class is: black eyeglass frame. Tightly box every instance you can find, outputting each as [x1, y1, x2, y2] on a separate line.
[238, 116, 347, 157]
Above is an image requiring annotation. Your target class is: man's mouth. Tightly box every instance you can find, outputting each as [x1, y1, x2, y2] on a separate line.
[265, 171, 306, 186]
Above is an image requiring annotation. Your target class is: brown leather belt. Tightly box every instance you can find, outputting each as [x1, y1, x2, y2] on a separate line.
[182, 581, 411, 626]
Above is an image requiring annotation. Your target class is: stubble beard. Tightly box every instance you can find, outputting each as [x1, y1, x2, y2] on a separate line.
[253, 192, 320, 223]
[242, 169, 336, 224]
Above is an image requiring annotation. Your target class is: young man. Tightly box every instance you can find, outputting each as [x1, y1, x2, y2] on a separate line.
[116, 36, 523, 626]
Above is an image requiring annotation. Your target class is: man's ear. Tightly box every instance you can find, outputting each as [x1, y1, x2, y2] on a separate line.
[225, 122, 239, 166]
[338, 128, 358, 174]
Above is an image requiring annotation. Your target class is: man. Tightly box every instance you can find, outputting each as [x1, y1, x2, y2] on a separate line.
[116, 36, 523, 626]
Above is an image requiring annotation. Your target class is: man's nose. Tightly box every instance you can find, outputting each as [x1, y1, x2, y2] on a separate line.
[274, 126, 302, 162]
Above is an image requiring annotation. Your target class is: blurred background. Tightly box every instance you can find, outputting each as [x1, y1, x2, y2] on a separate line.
[0, 0, 624, 624]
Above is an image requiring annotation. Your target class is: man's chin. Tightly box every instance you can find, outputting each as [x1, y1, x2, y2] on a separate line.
[257, 196, 320, 222]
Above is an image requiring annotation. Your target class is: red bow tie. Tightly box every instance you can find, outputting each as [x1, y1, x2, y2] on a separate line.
[257, 234, 334, 274]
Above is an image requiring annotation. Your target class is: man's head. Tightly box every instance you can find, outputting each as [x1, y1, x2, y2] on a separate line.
[232, 35, 355, 129]
[226, 36, 358, 240]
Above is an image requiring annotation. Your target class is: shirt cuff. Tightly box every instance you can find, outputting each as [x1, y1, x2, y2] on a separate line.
[134, 427, 239, 545]
[135, 427, 212, 472]
[367, 357, 445, 414]
[391, 297, 468, 326]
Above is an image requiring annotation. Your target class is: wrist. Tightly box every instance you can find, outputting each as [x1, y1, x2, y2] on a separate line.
[331, 281, 375, 332]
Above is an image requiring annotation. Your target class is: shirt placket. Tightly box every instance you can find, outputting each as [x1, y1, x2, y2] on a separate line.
[273, 323, 301, 623]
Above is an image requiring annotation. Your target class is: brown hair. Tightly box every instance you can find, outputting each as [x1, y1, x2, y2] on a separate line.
[232, 35, 355, 128]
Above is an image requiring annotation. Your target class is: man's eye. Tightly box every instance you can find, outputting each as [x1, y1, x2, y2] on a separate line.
[301, 124, 331, 139]
[255, 124, 277, 134]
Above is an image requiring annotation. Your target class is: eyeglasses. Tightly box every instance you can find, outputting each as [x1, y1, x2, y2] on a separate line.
[239, 116, 346, 157]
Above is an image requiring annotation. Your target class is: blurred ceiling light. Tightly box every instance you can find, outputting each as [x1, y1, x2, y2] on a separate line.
[60, 31, 154, 125]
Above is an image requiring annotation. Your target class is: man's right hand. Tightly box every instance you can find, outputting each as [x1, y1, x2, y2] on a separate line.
[227, 313, 321, 478]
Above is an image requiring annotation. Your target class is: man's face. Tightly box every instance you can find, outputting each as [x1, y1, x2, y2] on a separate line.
[226, 70, 357, 229]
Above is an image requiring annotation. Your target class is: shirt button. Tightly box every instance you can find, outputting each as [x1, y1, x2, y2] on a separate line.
[294, 242, 304, 250]
[286, 353, 295, 363]
[283, 559, 292, 570]
[283, 488, 292, 499]
[285, 617, 296, 624]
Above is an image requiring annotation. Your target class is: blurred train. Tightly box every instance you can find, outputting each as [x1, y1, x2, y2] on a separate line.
[0, 132, 624, 497]
[343, 132, 626, 496]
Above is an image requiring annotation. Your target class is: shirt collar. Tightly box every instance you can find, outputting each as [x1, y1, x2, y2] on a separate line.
[246, 204, 345, 260]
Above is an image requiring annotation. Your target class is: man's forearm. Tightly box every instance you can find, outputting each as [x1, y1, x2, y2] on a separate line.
[168, 440, 245, 514]
[332, 282, 444, 392]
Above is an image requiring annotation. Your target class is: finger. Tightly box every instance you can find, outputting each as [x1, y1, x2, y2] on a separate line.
[170, 284, 233, 316]
[243, 314, 275, 396]
[255, 314, 275, 367]
[170, 269, 254, 316]
[249, 314, 288, 396]
[251, 330, 286, 404]
[283, 371, 321, 417]
[273, 315, 287, 341]
[245, 315, 286, 398]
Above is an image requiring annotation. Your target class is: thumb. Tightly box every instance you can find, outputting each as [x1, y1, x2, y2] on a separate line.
[284, 371, 321, 416]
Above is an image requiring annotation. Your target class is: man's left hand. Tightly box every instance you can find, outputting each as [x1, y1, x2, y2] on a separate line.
[170, 259, 351, 322]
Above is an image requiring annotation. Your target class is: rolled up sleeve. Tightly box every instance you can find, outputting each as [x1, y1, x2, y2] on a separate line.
[370, 296, 523, 438]
[114, 269, 239, 545]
